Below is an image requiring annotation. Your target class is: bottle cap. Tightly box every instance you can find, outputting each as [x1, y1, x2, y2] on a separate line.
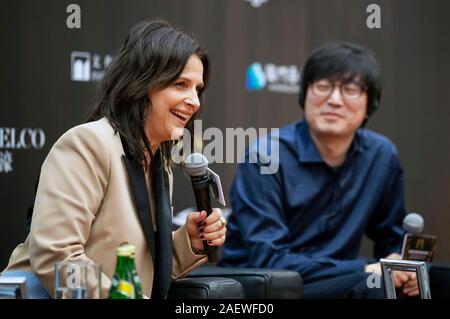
[125, 244, 136, 258]
[116, 243, 132, 256]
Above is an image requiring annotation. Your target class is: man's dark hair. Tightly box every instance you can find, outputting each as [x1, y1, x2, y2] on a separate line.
[87, 19, 210, 168]
[298, 42, 381, 121]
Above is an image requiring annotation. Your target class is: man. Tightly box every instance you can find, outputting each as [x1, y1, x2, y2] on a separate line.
[219, 43, 418, 298]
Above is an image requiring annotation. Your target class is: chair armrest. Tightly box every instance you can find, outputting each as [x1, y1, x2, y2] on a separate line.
[168, 276, 244, 299]
[187, 266, 303, 299]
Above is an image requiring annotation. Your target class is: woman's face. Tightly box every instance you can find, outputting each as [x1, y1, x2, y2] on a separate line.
[146, 54, 204, 147]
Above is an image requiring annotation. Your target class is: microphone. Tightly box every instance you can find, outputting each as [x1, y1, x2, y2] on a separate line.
[183, 153, 218, 262]
[403, 212, 424, 235]
[401, 212, 437, 262]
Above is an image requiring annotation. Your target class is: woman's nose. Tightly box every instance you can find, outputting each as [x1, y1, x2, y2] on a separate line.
[185, 90, 200, 109]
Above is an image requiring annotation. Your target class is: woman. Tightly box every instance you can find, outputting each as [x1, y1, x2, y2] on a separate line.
[1, 20, 227, 299]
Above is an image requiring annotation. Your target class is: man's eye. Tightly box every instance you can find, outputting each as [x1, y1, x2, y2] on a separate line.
[343, 85, 360, 93]
[317, 84, 331, 91]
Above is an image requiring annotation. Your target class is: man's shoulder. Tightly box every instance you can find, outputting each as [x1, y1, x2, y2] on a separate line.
[359, 128, 398, 156]
[279, 121, 302, 141]
[246, 121, 299, 156]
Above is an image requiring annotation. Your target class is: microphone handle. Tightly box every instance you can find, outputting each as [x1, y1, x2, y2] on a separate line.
[191, 176, 218, 262]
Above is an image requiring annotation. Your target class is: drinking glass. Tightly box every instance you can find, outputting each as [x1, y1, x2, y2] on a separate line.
[54, 261, 102, 299]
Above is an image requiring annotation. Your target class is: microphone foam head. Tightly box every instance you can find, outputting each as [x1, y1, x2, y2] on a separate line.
[184, 153, 209, 176]
[403, 212, 424, 234]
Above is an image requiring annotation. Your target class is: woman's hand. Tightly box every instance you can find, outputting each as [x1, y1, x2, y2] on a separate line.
[185, 208, 227, 254]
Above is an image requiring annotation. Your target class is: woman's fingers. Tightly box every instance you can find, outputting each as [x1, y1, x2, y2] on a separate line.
[204, 235, 226, 247]
[199, 226, 227, 241]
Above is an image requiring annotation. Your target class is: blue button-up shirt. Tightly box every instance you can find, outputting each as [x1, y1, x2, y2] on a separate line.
[219, 121, 406, 283]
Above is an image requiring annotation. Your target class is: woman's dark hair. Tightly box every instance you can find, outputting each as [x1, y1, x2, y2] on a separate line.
[298, 42, 381, 122]
[87, 19, 210, 169]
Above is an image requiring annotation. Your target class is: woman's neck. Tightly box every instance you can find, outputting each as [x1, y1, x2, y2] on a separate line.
[150, 142, 159, 155]
[144, 121, 161, 155]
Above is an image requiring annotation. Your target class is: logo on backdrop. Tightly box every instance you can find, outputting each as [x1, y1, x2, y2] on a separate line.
[0, 151, 13, 173]
[0, 127, 46, 173]
[71, 51, 112, 82]
[246, 62, 300, 94]
[246, 63, 267, 91]
[245, 0, 269, 8]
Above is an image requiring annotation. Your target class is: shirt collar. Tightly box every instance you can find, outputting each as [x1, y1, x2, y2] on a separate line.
[295, 121, 365, 164]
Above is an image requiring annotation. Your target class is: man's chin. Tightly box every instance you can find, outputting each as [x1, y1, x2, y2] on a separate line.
[315, 124, 344, 136]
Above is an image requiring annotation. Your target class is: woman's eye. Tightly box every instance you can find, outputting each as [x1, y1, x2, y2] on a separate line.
[175, 82, 187, 88]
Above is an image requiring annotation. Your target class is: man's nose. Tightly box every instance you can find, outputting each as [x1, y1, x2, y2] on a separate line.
[328, 86, 343, 105]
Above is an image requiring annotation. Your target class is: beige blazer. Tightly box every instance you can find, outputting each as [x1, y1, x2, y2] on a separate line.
[3, 117, 206, 297]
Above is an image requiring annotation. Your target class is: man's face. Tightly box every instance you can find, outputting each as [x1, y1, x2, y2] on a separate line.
[304, 78, 368, 139]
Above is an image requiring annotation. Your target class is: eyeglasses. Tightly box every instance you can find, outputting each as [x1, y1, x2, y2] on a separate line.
[310, 80, 366, 100]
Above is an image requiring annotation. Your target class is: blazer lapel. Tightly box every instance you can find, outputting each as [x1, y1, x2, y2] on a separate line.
[120, 136, 173, 299]
[151, 150, 173, 299]
[120, 137, 156, 266]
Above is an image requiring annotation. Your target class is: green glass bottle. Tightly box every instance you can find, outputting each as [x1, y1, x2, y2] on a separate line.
[108, 245, 135, 299]
[126, 245, 143, 299]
